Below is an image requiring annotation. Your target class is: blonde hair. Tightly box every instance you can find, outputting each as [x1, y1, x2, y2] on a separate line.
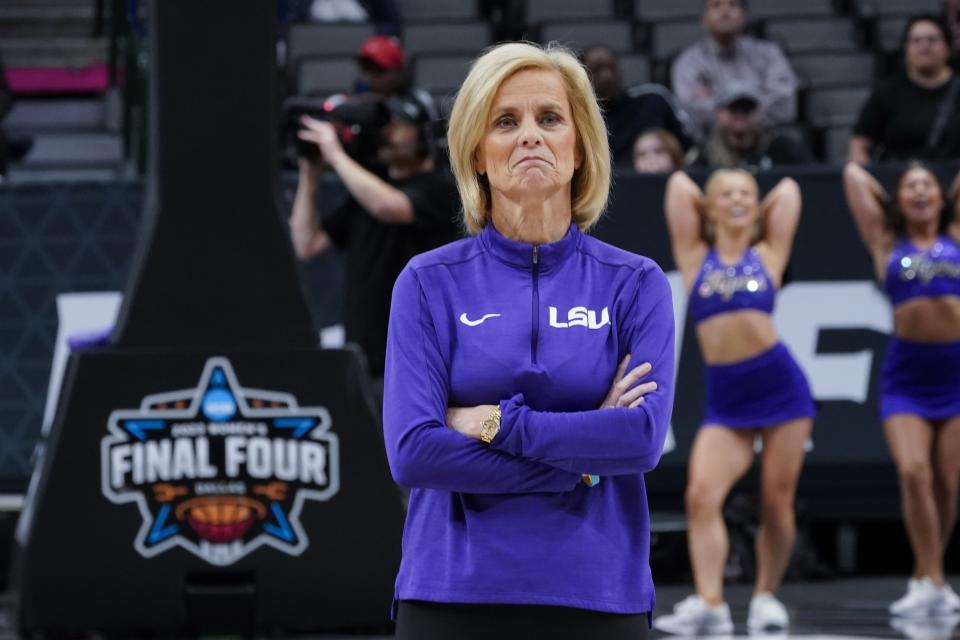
[446, 41, 611, 235]
[700, 169, 763, 243]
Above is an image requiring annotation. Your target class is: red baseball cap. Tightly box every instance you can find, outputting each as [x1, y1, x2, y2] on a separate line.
[357, 36, 405, 70]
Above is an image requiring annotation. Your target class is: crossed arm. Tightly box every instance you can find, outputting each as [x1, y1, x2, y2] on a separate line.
[382, 265, 676, 493]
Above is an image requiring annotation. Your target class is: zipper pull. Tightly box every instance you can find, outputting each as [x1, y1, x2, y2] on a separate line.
[532, 245, 539, 266]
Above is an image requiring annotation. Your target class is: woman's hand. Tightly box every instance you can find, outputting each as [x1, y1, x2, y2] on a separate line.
[446, 355, 656, 440]
[447, 404, 497, 440]
[600, 354, 657, 409]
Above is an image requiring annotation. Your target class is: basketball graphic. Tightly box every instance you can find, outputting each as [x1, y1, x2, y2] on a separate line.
[175, 496, 268, 543]
[101, 358, 340, 565]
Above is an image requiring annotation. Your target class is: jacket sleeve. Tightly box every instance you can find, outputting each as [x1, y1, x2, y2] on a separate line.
[491, 264, 676, 476]
[382, 265, 582, 493]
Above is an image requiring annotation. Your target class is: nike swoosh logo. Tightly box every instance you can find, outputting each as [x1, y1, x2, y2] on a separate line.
[459, 313, 501, 327]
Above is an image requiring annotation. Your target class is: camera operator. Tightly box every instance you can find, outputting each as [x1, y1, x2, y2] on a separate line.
[289, 96, 460, 387]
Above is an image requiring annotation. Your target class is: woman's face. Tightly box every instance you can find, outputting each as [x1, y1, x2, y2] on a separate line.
[475, 69, 582, 207]
[897, 167, 944, 227]
[905, 20, 950, 75]
[705, 173, 760, 233]
[633, 133, 675, 173]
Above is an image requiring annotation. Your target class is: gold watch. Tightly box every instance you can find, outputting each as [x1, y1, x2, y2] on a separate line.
[479, 405, 502, 444]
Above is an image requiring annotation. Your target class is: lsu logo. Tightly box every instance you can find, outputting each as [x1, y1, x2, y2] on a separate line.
[100, 357, 339, 566]
[548, 306, 610, 329]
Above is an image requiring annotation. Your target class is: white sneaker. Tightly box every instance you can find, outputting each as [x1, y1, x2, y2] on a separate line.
[747, 592, 789, 631]
[890, 612, 960, 640]
[654, 594, 734, 635]
[890, 578, 948, 617]
[941, 583, 960, 612]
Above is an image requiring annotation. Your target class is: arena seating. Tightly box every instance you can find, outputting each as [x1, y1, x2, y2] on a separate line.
[3, 0, 957, 181]
[347, 0, 912, 164]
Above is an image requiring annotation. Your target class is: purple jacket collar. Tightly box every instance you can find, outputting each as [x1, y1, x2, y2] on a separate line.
[479, 220, 581, 271]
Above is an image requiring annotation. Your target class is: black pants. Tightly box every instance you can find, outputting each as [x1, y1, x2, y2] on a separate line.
[395, 600, 650, 640]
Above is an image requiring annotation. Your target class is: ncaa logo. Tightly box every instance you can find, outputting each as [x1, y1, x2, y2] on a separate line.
[202, 388, 237, 422]
[100, 357, 340, 566]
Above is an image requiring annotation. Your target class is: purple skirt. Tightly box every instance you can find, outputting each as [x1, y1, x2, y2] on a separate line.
[880, 338, 960, 421]
[703, 342, 816, 429]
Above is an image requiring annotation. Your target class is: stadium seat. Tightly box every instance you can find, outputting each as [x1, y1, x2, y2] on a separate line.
[650, 20, 703, 61]
[875, 16, 908, 52]
[790, 52, 875, 89]
[527, 0, 615, 23]
[805, 86, 870, 127]
[297, 57, 356, 96]
[853, 0, 940, 17]
[634, 0, 702, 22]
[824, 126, 853, 164]
[749, 0, 834, 19]
[403, 22, 491, 57]
[413, 54, 474, 95]
[766, 18, 859, 53]
[775, 123, 812, 151]
[396, 0, 477, 20]
[620, 54, 652, 87]
[287, 23, 374, 68]
[540, 20, 633, 53]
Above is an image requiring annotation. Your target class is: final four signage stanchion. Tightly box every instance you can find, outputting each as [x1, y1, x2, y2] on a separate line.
[10, 1, 403, 635]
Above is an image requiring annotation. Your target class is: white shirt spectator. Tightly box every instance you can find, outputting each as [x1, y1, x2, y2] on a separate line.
[671, 35, 798, 134]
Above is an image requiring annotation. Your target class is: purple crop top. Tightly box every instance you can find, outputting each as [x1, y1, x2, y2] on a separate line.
[688, 246, 776, 324]
[884, 235, 960, 307]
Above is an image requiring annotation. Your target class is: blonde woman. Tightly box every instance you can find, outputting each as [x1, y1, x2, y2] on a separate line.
[654, 170, 813, 635]
[382, 42, 676, 639]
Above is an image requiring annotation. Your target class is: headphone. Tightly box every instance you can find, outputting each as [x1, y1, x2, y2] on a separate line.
[387, 90, 443, 162]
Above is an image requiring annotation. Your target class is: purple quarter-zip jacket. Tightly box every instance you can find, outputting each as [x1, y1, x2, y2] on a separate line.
[382, 220, 675, 615]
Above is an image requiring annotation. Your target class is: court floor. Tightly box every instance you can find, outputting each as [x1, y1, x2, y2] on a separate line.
[653, 577, 960, 638]
[0, 577, 956, 638]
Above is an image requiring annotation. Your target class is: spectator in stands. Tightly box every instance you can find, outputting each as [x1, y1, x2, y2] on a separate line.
[947, 0, 960, 53]
[849, 15, 960, 165]
[306, 0, 369, 22]
[672, 0, 798, 136]
[583, 44, 693, 167]
[355, 35, 405, 97]
[633, 129, 685, 173]
[289, 95, 460, 382]
[690, 81, 809, 170]
[354, 35, 438, 121]
[286, 0, 402, 35]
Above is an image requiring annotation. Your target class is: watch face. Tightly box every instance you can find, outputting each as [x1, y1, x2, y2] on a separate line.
[480, 407, 500, 443]
[480, 419, 496, 442]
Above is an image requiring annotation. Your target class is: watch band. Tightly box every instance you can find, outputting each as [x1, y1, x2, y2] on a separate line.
[479, 405, 502, 445]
